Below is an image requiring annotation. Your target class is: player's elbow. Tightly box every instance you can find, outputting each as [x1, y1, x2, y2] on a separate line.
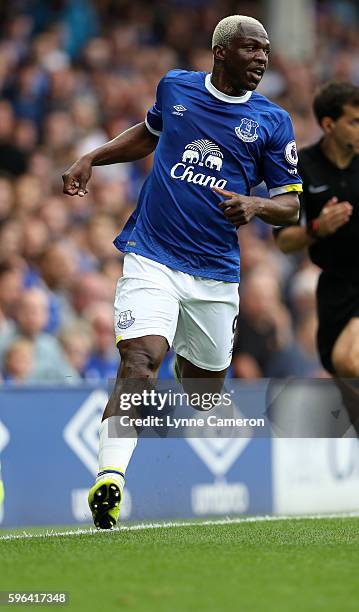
[271, 193, 300, 226]
[289, 205, 300, 225]
[283, 199, 300, 225]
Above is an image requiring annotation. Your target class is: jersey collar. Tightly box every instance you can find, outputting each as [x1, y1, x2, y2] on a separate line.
[205, 74, 252, 104]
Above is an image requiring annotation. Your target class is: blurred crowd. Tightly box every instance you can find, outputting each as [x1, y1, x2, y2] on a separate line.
[0, 0, 358, 382]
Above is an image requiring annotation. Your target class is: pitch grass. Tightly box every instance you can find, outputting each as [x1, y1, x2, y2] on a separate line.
[1, 517, 359, 612]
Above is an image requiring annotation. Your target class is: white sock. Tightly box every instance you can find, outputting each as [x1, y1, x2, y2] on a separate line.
[96, 417, 137, 490]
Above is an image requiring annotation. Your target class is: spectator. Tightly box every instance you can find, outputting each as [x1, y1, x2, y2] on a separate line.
[266, 311, 325, 378]
[83, 301, 119, 381]
[71, 272, 114, 317]
[0, 101, 27, 175]
[0, 261, 23, 320]
[32, 241, 78, 332]
[0, 287, 78, 382]
[0, 220, 23, 262]
[2, 337, 34, 382]
[0, 176, 15, 222]
[58, 321, 93, 377]
[232, 268, 292, 378]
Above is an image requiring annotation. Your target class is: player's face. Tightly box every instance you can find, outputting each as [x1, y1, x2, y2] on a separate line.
[215, 24, 270, 92]
[330, 104, 359, 154]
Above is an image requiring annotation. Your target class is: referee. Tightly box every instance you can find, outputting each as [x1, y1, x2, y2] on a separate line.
[275, 81, 359, 378]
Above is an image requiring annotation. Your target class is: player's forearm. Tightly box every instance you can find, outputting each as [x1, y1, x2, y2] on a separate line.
[275, 226, 314, 253]
[86, 122, 158, 166]
[63, 122, 159, 196]
[255, 194, 300, 226]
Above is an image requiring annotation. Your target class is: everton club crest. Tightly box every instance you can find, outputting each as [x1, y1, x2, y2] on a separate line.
[235, 118, 259, 143]
[117, 309, 135, 329]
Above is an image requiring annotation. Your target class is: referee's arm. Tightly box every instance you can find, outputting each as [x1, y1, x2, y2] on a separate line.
[274, 224, 314, 254]
[274, 194, 352, 253]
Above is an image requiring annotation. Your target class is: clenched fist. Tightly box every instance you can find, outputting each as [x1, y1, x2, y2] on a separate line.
[316, 197, 353, 237]
[62, 156, 92, 197]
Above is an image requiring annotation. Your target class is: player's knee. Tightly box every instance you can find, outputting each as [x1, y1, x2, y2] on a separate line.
[119, 340, 163, 378]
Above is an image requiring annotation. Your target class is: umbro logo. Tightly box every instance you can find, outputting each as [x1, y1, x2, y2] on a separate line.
[172, 105, 187, 116]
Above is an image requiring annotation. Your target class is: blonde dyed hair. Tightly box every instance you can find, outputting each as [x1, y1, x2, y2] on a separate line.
[212, 15, 265, 49]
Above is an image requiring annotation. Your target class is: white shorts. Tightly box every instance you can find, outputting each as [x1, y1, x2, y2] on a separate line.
[114, 253, 239, 371]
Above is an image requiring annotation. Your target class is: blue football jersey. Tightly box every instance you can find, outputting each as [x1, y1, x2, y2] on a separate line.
[114, 70, 302, 282]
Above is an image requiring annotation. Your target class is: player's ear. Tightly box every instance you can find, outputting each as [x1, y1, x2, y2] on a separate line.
[321, 116, 335, 135]
[213, 45, 225, 61]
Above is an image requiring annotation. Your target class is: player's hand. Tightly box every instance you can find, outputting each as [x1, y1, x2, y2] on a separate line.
[317, 197, 353, 237]
[212, 187, 260, 227]
[62, 157, 92, 197]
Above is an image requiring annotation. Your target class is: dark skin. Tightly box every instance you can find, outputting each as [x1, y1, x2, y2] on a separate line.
[211, 18, 271, 95]
[210, 19, 299, 227]
[103, 338, 226, 421]
[62, 18, 299, 420]
[62, 122, 158, 196]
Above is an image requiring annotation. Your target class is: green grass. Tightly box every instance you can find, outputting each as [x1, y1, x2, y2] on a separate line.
[1, 517, 359, 612]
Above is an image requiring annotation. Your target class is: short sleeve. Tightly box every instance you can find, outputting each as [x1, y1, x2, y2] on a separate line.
[145, 78, 164, 137]
[262, 113, 303, 198]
